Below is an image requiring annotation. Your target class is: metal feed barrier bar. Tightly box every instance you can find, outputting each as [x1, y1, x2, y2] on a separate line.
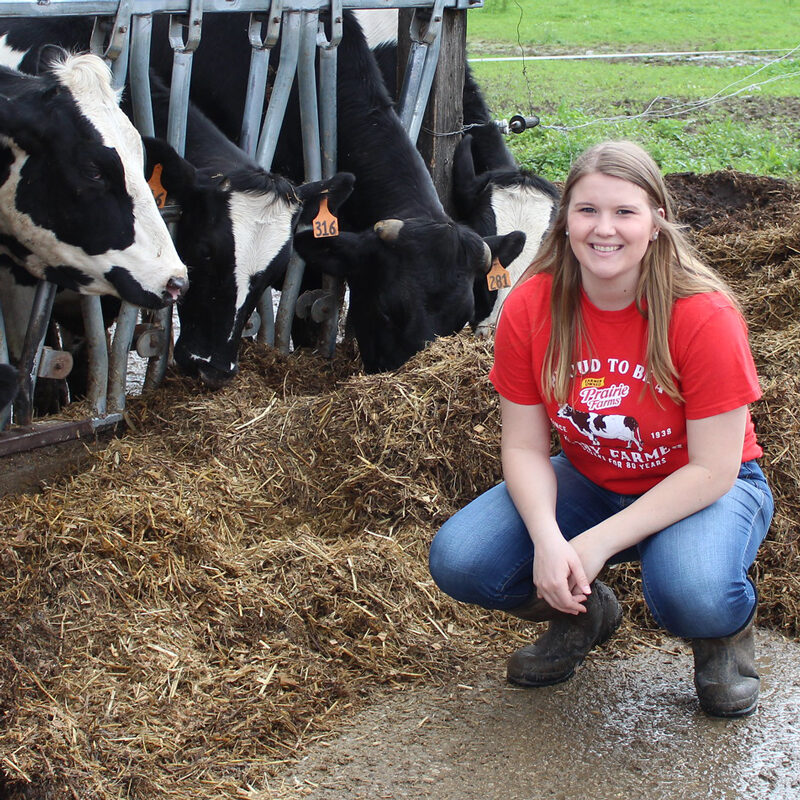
[0, 0, 481, 456]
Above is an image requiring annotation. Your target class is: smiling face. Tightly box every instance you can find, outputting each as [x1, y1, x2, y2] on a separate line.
[566, 172, 663, 309]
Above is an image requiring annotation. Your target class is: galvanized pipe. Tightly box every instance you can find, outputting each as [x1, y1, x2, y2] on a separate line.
[275, 11, 321, 354]
[14, 281, 57, 426]
[298, 12, 322, 182]
[0, 2, 481, 17]
[167, 51, 193, 157]
[142, 307, 173, 392]
[406, 32, 441, 143]
[167, 2, 203, 157]
[241, 48, 270, 160]
[0, 305, 10, 430]
[317, 38, 342, 358]
[108, 301, 139, 414]
[241, 3, 282, 158]
[130, 14, 157, 136]
[255, 10, 302, 172]
[80, 295, 109, 416]
[397, 0, 444, 142]
[0, 302, 9, 365]
[256, 291, 275, 346]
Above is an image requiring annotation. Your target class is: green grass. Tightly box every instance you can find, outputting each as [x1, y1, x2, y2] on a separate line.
[465, 0, 800, 180]
[468, 0, 800, 53]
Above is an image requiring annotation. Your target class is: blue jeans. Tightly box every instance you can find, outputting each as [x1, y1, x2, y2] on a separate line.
[429, 454, 774, 639]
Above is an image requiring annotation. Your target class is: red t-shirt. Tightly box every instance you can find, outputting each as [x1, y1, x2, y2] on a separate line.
[489, 273, 763, 493]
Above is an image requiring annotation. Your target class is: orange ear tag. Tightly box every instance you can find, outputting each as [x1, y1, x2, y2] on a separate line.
[486, 257, 511, 291]
[312, 195, 339, 238]
[148, 163, 167, 209]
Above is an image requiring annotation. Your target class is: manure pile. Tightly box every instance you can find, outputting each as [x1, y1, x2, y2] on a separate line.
[1, 170, 799, 799]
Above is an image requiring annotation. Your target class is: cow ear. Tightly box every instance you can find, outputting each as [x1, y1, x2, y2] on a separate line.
[483, 230, 527, 272]
[295, 171, 355, 224]
[34, 44, 70, 76]
[452, 134, 480, 217]
[141, 136, 197, 204]
[294, 229, 367, 279]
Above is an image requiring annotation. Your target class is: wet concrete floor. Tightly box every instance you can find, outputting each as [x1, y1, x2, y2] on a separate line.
[274, 629, 800, 800]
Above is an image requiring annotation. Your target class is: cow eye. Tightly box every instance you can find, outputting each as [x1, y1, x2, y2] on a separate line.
[83, 164, 103, 182]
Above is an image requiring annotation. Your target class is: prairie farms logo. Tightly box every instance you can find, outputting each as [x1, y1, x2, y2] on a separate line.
[578, 382, 630, 411]
[581, 377, 605, 389]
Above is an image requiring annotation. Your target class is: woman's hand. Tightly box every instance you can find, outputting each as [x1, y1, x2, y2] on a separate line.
[533, 536, 592, 614]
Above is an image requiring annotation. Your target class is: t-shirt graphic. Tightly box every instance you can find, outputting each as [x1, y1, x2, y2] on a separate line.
[556, 404, 643, 451]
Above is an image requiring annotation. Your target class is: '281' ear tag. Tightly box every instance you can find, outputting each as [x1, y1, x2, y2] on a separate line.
[487, 257, 511, 291]
[313, 195, 339, 238]
[148, 163, 167, 209]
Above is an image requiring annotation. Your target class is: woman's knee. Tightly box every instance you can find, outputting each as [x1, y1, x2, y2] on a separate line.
[642, 571, 755, 638]
[428, 517, 472, 595]
[428, 498, 533, 608]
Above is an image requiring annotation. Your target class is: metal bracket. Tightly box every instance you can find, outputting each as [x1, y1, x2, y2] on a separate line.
[248, 0, 283, 51]
[410, 0, 446, 45]
[134, 323, 167, 359]
[169, 0, 204, 54]
[316, 0, 343, 51]
[242, 311, 261, 339]
[37, 347, 73, 381]
[296, 289, 336, 324]
[89, 0, 132, 62]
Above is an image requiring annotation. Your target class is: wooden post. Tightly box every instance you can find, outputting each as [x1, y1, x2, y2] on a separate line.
[398, 8, 466, 218]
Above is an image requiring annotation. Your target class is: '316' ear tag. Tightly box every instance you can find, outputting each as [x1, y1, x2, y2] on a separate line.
[487, 257, 511, 291]
[313, 195, 339, 238]
[148, 163, 167, 209]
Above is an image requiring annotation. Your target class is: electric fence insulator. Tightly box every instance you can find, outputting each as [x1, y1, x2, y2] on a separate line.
[509, 114, 540, 133]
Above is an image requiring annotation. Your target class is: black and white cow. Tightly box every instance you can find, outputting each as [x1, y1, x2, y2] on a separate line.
[0, 44, 187, 308]
[356, 8, 559, 337]
[148, 11, 526, 373]
[557, 404, 644, 451]
[452, 126, 559, 338]
[0, 18, 354, 388]
[136, 77, 354, 388]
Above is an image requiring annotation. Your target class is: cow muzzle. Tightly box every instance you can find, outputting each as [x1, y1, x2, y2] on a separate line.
[162, 275, 189, 304]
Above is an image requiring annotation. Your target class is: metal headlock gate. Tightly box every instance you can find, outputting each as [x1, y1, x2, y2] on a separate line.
[0, 0, 481, 457]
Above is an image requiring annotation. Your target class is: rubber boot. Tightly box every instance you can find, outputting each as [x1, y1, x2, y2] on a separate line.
[506, 593, 559, 623]
[691, 604, 759, 718]
[506, 580, 622, 687]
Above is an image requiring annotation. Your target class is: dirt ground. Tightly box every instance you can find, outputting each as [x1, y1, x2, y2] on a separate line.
[272, 629, 800, 800]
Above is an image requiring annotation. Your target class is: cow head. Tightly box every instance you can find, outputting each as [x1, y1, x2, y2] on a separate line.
[453, 135, 560, 336]
[556, 405, 574, 420]
[0, 53, 187, 308]
[295, 218, 526, 373]
[145, 137, 354, 387]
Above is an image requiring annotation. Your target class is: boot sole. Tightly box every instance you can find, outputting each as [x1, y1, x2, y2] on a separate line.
[699, 696, 759, 718]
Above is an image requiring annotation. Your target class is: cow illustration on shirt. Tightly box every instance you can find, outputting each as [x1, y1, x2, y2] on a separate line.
[557, 405, 644, 451]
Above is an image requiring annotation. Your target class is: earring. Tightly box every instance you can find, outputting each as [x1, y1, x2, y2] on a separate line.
[651, 232, 659, 241]
[565, 230, 570, 237]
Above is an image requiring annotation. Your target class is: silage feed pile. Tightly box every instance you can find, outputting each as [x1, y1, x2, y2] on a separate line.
[0, 339, 512, 799]
[0, 170, 799, 798]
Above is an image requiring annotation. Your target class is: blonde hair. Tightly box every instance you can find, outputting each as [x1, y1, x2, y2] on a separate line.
[517, 141, 735, 405]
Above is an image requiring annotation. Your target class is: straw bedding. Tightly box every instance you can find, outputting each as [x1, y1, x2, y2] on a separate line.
[1, 170, 799, 798]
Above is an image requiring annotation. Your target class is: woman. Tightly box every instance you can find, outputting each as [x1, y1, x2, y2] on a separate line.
[429, 141, 773, 717]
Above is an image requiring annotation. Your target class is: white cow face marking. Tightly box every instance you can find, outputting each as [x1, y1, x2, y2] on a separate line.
[0, 53, 187, 308]
[228, 190, 296, 338]
[473, 184, 556, 337]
